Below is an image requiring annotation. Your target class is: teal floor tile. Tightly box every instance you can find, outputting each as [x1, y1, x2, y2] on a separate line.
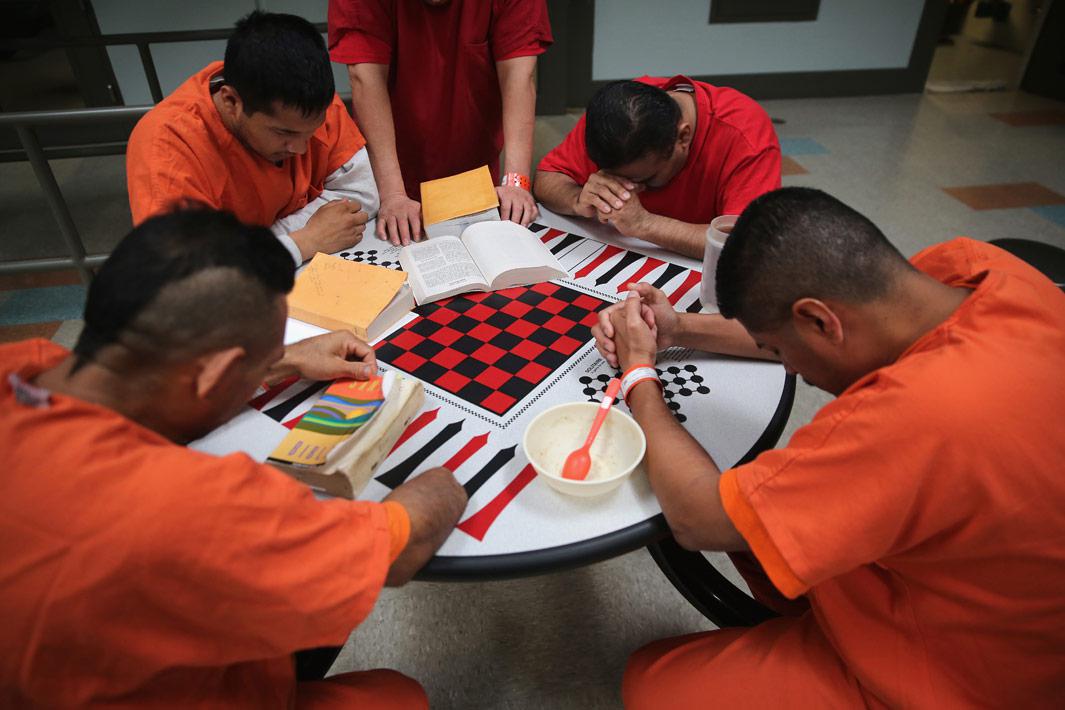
[1031, 205, 1065, 230]
[0, 285, 86, 325]
[779, 137, 829, 156]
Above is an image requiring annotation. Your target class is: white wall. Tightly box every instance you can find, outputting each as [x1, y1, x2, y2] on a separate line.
[91, 0, 346, 106]
[592, 0, 926, 80]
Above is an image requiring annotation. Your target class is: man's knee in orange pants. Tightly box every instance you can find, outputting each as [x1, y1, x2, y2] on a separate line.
[298, 668, 428, 709]
[622, 615, 874, 709]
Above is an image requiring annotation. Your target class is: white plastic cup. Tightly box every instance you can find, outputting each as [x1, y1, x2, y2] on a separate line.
[699, 215, 738, 314]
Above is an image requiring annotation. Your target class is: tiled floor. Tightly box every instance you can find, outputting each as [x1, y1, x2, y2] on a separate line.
[2, 79, 1064, 708]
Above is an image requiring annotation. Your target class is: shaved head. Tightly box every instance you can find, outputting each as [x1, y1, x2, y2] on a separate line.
[717, 188, 914, 331]
[74, 209, 295, 372]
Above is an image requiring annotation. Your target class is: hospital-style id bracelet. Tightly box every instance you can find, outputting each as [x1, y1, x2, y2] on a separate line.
[620, 364, 662, 403]
[500, 172, 531, 191]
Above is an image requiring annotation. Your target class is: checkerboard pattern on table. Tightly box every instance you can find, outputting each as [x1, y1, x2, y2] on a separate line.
[375, 282, 607, 415]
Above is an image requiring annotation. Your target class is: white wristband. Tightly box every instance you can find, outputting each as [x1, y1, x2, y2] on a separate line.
[620, 365, 661, 401]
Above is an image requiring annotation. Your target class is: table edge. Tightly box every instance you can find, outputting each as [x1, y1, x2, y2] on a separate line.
[417, 372, 797, 581]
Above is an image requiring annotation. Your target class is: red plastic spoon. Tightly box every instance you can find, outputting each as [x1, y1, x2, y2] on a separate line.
[561, 378, 622, 480]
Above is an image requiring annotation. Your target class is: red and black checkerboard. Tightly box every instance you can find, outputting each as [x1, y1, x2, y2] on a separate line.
[374, 282, 607, 416]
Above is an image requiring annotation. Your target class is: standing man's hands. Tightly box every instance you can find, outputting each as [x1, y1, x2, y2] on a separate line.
[292, 199, 368, 261]
[376, 193, 423, 246]
[496, 184, 538, 226]
[575, 171, 637, 219]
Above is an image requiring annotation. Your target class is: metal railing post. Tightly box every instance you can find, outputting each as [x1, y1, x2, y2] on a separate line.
[136, 42, 165, 103]
[14, 125, 93, 285]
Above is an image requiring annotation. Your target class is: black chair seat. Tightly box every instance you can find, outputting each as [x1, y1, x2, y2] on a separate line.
[989, 238, 1065, 292]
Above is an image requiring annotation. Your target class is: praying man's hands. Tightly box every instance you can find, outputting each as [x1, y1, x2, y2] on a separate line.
[574, 170, 636, 219]
[496, 185, 539, 226]
[267, 330, 378, 385]
[593, 283, 678, 368]
[608, 290, 662, 371]
[597, 190, 655, 238]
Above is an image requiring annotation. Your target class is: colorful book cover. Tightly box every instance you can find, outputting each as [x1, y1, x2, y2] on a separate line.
[269, 374, 391, 466]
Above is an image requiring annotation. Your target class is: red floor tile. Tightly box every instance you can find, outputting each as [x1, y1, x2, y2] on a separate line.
[0, 321, 62, 343]
[781, 156, 808, 176]
[989, 110, 1065, 127]
[942, 182, 1065, 211]
[0, 269, 82, 291]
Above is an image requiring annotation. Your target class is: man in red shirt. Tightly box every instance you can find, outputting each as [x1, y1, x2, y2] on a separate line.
[595, 188, 1065, 707]
[329, 0, 552, 245]
[536, 77, 780, 258]
[0, 209, 467, 707]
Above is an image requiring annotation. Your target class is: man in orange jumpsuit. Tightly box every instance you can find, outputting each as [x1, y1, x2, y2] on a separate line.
[0, 209, 467, 707]
[127, 11, 378, 266]
[594, 188, 1065, 707]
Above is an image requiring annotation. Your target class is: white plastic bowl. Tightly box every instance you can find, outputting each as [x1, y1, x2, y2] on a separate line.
[522, 402, 646, 497]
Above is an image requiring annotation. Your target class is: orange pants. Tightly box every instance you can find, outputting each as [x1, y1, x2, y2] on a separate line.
[623, 614, 883, 709]
[298, 668, 428, 709]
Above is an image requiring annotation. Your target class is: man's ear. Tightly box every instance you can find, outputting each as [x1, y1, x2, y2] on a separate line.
[791, 298, 844, 345]
[194, 346, 247, 400]
[216, 85, 244, 120]
[676, 121, 694, 151]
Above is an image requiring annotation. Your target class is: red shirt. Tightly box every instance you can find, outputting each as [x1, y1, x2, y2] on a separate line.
[537, 76, 781, 222]
[720, 239, 1065, 706]
[0, 339, 409, 707]
[329, 0, 552, 198]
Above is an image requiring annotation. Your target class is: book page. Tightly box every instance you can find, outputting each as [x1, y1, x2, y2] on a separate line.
[399, 236, 489, 303]
[461, 221, 567, 289]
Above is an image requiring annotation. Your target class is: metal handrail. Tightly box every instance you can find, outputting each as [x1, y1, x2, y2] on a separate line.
[0, 105, 152, 127]
[0, 23, 326, 103]
[0, 22, 326, 282]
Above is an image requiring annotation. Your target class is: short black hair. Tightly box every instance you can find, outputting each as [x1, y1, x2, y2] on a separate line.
[73, 209, 295, 370]
[224, 11, 334, 117]
[585, 81, 681, 169]
[716, 187, 913, 331]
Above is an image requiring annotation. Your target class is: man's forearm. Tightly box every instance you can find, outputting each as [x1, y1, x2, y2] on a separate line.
[347, 64, 406, 198]
[497, 56, 537, 177]
[640, 213, 707, 260]
[673, 313, 775, 361]
[626, 381, 747, 551]
[534, 171, 583, 215]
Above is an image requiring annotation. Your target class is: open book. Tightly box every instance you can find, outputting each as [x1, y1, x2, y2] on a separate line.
[399, 221, 567, 305]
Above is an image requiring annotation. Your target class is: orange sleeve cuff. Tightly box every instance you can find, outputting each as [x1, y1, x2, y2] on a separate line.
[381, 501, 411, 564]
[719, 469, 808, 599]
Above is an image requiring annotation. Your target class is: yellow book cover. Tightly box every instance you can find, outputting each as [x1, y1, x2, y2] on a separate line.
[420, 165, 499, 227]
[288, 253, 408, 339]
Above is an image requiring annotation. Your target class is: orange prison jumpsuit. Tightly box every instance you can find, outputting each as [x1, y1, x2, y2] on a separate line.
[126, 61, 366, 226]
[624, 238, 1065, 708]
[0, 340, 423, 708]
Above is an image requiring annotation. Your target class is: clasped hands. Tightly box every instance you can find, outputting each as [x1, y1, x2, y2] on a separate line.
[592, 282, 679, 373]
[576, 170, 654, 238]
